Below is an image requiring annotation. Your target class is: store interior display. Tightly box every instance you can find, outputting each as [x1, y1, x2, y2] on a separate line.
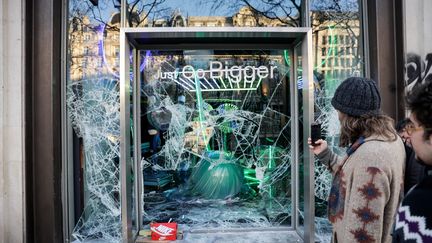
[139, 50, 294, 229]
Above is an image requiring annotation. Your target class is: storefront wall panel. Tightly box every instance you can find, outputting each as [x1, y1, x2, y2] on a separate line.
[0, 0, 26, 242]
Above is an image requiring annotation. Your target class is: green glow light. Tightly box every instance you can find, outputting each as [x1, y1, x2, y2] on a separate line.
[265, 146, 276, 199]
[244, 175, 261, 182]
[283, 50, 290, 67]
[268, 146, 274, 169]
[244, 169, 255, 175]
[193, 70, 210, 151]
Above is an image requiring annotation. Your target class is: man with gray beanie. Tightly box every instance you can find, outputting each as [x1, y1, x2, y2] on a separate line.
[309, 77, 405, 243]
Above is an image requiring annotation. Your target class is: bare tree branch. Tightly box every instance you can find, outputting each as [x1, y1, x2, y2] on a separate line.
[243, 0, 294, 26]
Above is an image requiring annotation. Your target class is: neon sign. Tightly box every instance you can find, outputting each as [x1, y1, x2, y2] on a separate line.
[155, 61, 278, 92]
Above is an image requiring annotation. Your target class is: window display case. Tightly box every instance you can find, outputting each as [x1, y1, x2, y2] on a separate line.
[120, 27, 314, 243]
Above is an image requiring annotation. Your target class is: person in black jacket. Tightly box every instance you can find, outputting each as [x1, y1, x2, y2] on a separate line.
[393, 81, 432, 243]
[395, 118, 426, 194]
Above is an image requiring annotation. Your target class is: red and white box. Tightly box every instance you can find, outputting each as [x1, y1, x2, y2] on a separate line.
[150, 222, 177, 241]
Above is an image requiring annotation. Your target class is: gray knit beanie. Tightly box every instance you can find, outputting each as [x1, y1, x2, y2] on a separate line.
[331, 77, 381, 116]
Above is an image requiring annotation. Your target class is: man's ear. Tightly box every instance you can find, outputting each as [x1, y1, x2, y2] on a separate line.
[428, 133, 432, 145]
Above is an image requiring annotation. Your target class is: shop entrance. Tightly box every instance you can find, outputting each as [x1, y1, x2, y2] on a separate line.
[120, 28, 315, 243]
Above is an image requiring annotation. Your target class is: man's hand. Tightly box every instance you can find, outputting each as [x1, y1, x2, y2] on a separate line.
[308, 138, 328, 155]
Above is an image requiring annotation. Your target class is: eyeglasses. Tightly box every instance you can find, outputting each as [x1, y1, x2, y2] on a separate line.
[404, 123, 425, 135]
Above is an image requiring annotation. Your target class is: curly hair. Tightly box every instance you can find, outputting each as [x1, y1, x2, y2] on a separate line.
[406, 81, 432, 140]
[339, 114, 398, 147]
[395, 118, 412, 133]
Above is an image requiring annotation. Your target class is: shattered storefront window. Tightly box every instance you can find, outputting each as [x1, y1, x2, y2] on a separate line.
[67, 1, 122, 242]
[139, 50, 295, 229]
[64, 0, 365, 242]
[68, 79, 121, 242]
[311, 0, 365, 241]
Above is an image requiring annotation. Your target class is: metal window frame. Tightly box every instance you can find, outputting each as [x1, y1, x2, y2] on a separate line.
[26, 0, 64, 242]
[365, 0, 403, 119]
[120, 27, 314, 243]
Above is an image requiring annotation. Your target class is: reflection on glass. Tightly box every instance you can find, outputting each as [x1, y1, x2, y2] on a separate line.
[311, 0, 363, 93]
[139, 50, 294, 229]
[69, 6, 121, 79]
[311, 0, 364, 242]
[126, 0, 301, 27]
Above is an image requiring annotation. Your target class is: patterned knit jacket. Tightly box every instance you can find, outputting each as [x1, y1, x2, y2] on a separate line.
[393, 173, 432, 242]
[317, 135, 405, 243]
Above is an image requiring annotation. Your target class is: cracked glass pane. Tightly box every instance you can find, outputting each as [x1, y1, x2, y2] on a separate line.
[65, 0, 365, 242]
[67, 79, 121, 242]
[67, 0, 122, 242]
[139, 49, 294, 230]
[311, 0, 365, 242]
